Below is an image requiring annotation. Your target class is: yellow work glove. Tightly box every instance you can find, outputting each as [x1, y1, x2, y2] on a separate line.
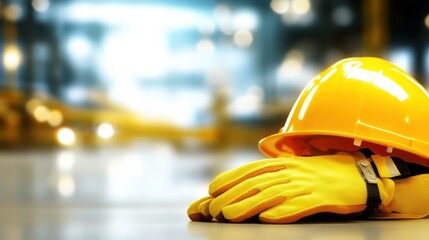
[187, 196, 214, 221]
[208, 154, 382, 223]
[372, 173, 429, 219]
[187, 153, 429, 223]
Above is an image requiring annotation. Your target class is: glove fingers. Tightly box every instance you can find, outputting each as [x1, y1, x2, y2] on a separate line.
[198, 197, 214, 221]
[259, 194, 366, 224]
[209, 158, 287, 197]
[187, 196, 214, 221]
[218, 182, 308, 222]
[209, 171, 292, 220]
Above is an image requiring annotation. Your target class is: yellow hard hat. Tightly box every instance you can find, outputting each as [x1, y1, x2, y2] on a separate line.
[259, 57, 429, 166]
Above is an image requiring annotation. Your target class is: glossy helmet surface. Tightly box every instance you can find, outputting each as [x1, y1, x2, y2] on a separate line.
[259, 57, 429, 166]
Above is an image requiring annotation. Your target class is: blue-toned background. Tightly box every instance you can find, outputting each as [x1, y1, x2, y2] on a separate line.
[0, 0, 429, 239]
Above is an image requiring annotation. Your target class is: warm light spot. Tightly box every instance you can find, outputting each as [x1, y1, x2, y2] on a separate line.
[97, 123, 115, 139]
[279, 49, 305, 78]
[228, 86, 264, 116]
[26, 98, 42, 113]
[33, 105, 50, 122]
[271, 0, 290, 14]
[57, 127, 76, 146]
[233, 30, 253, 48]
[32, 0, 49, 12]
[58, 175, 75, 197]
[425, 14, 429, 29]
[3, 45, 21, 71]
[196, 39, 215, 55]
[57, 152, 75, 171]
[214, 4, 234, 35]
[291, 0, 311, 15]
[3, 4, 23, 21]
[48, 110, 63, 127]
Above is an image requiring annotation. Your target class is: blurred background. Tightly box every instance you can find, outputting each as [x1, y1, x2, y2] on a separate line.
[1, 0, 429, 238]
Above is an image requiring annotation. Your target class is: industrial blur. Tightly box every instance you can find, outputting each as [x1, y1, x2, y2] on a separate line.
[0, 0, 429, 238]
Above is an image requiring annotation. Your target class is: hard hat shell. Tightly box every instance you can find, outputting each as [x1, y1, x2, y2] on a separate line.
[259, 57, 429, 167]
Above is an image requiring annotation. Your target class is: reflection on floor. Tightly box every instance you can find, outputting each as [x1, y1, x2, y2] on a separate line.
[0, 140, 428, 240]
[0, 140, 264, 239]
[0, 140, 263, 206]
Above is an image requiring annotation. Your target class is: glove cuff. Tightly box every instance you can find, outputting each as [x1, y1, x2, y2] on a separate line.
[353, 148, 429, 219]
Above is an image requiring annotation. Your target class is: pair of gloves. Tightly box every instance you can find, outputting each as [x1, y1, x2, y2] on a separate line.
[187, 152, 429, 223]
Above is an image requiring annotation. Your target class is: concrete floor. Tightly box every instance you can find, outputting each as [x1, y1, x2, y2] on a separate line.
[1, 205, 428, 240]
[0, 141, 428, 240]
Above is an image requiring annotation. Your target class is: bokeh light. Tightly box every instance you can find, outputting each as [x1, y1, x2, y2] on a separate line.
[3, 4, 23, 21]
[425, 14, 429, 29]
[96, 123, 115, 139]
[233, 30, 253, 48]
[47, 110, 63, 127]
[196, 39, 215, 55]
[33, 105, 50, 122]
[57, 175, 76, 197]
[271, 0, 290, 14]
[0, 1, 427, 238]
[3, 45, 21, 71]
[291, 0, 311, 15]
[32, 0, 50, 12]
[57, 128, 76, 146]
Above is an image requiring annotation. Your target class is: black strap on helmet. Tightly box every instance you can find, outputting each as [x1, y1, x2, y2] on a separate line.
[352, 149, 381, 219]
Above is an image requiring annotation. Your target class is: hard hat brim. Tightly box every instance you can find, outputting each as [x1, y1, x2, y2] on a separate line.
[258, 131, 429, 168]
